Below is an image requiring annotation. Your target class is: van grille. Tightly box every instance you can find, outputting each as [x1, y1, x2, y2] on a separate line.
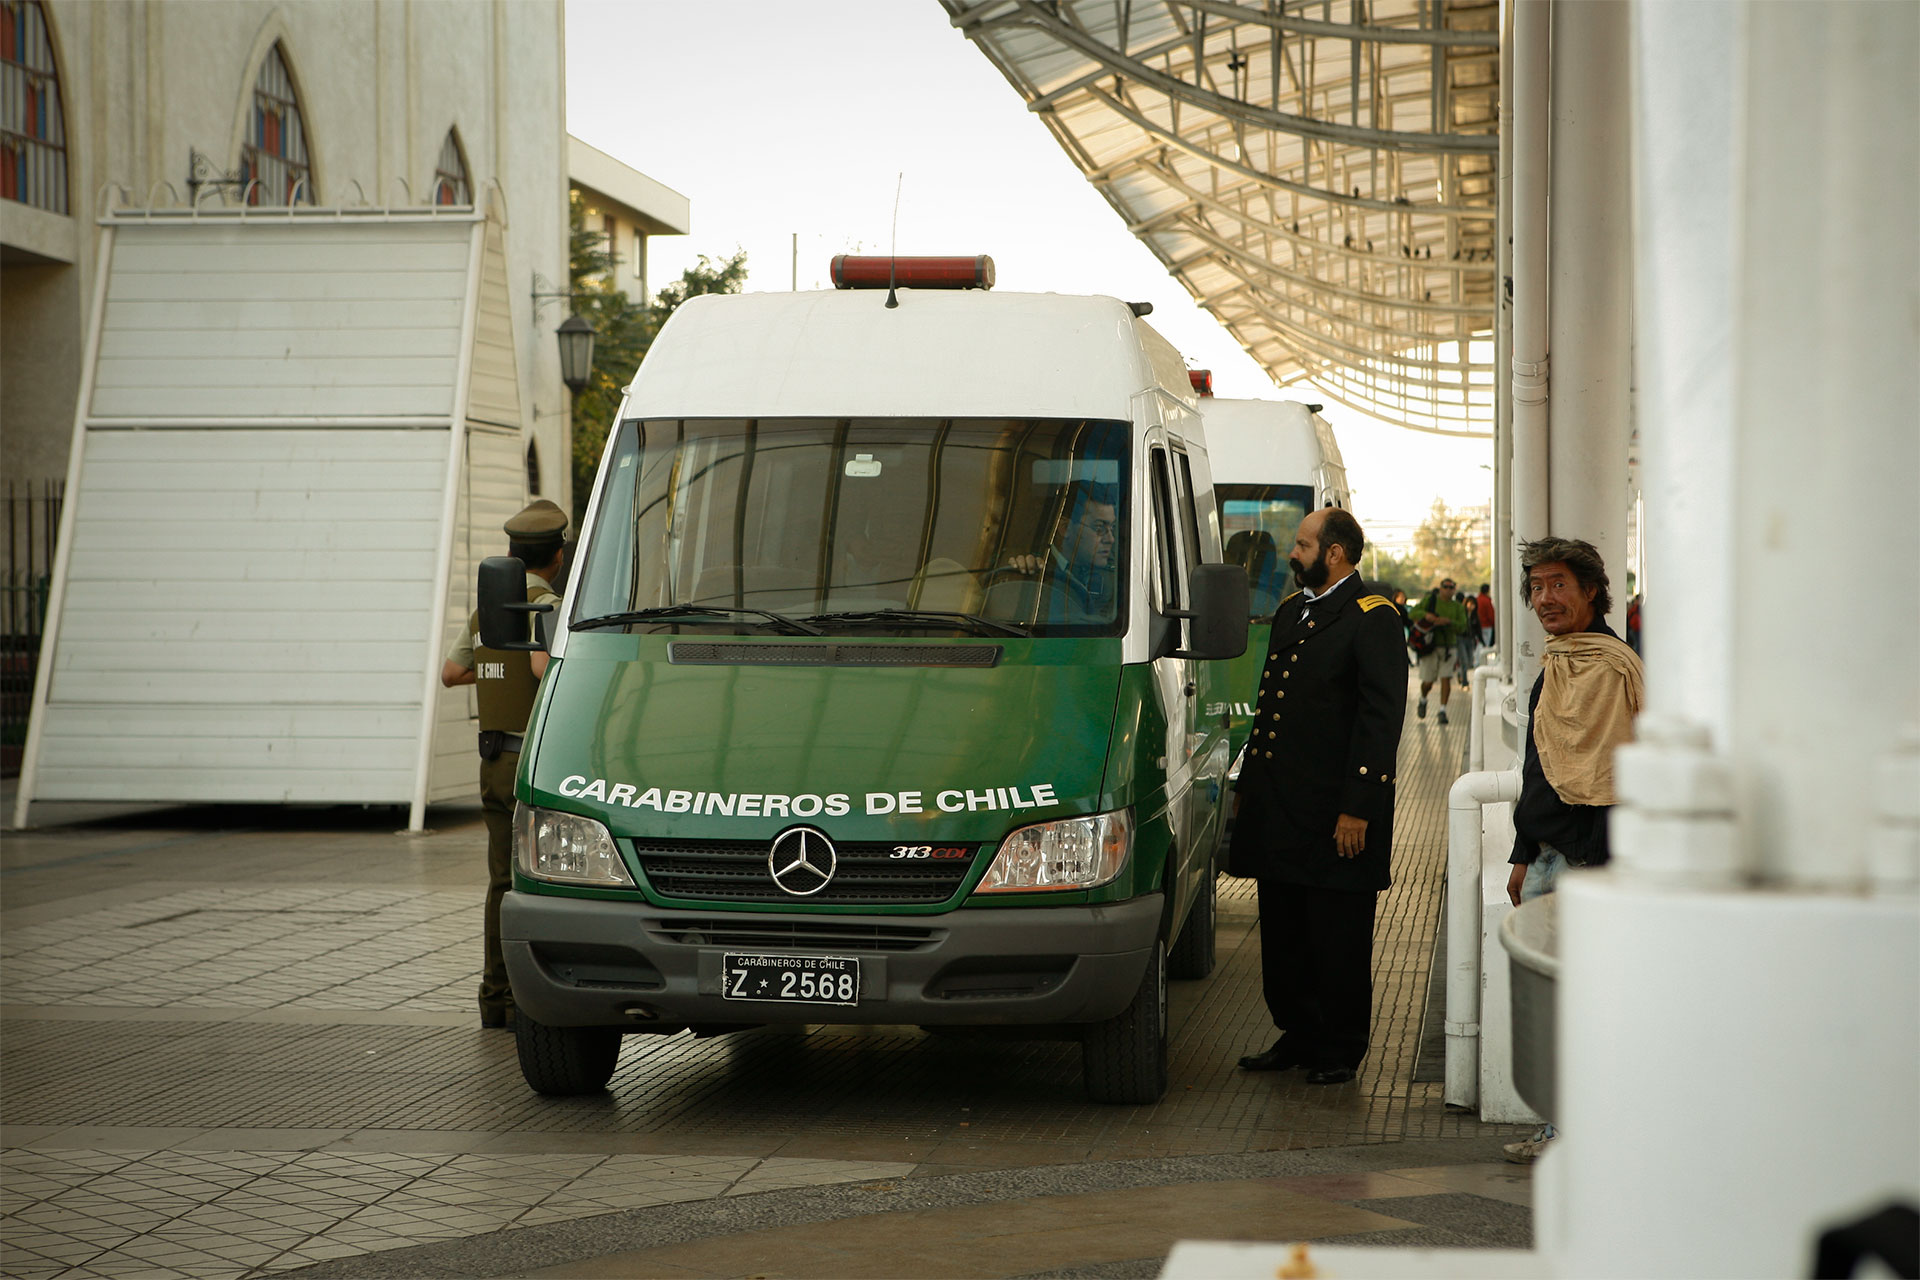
[628, 839, 981, 905]
[647, 918, 943, 953]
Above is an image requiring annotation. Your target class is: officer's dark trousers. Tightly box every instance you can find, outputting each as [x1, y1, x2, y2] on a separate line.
[478, 752, 519, 1020]
[1256, 878, 1377, 1070]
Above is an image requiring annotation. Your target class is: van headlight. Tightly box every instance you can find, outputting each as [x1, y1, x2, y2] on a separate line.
[513, 805, 635, 887]
[974, 809, 1131, 894]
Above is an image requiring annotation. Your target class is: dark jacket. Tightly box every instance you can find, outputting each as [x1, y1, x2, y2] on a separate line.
[1227, 573, 1408, 892]
[1509, 618, 1622, 868]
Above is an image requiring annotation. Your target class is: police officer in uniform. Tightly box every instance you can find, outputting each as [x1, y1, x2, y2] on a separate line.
[440, 499, 568, 1028]
[1227, 507, 1406, 1084]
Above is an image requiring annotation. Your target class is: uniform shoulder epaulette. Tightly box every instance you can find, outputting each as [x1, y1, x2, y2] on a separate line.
[1357, 594, 1395, 613]
[1279, 590, 1303, 608]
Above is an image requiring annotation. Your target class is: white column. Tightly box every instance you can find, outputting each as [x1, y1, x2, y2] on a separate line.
[1607, 0, 1742, 889]
[1492, 0, 1516, 680]
[1507, 0, 1551, 696]
[1552, 4, 1920, 1277]
[1546, 0, 1633, 636]
[1731, 0, 1920, 890]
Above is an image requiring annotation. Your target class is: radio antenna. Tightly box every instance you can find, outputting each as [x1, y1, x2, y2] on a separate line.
[885, 172, 903, 309]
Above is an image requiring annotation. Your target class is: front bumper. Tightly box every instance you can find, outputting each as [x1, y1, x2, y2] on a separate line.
[501, 891, 1162, 1030]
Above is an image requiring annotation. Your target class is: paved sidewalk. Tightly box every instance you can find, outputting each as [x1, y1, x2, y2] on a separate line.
[0, 683, 1527, 1278]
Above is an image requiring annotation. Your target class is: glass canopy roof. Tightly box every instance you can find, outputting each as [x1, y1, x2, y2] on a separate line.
[947, 0, 1499, 435]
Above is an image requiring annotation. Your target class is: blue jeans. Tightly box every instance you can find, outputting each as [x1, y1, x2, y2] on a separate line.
[1518, 844, 1565, 1142]
[1520, 844, 1569, 902]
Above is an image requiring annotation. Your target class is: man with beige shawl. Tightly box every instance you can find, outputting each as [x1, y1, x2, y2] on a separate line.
[1506, 537, 1645, 906]
[1502, 537, 1643, 1166]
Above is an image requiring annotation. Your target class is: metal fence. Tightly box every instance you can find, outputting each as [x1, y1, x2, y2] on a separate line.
[3, 479, 62, 775]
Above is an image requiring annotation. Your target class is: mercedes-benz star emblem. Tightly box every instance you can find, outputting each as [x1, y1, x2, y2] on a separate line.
[768, 827, 837, 896]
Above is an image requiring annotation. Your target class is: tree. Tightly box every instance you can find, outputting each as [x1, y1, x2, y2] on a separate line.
[1408, 499, 1493, 595]
[1361, 544, 1426, 597]
[564, 192, 747, 523]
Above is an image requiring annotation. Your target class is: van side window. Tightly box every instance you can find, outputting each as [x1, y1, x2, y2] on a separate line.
[1148, 447, 1183, 612]
[1172, 451, 1204, 577]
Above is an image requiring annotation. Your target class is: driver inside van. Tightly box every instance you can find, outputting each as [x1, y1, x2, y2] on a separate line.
[1004, 487, 1118, 624]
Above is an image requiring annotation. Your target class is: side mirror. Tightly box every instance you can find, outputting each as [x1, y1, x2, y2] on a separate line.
[478, 556, 551, 651]
[1168, 563, 1250, 660]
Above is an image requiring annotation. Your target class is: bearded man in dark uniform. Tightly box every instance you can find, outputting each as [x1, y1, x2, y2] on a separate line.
[1227, 507, 1407, 1084]
[440, 499, 568, 1029]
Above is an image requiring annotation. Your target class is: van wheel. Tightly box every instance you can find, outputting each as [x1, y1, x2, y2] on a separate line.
[514, 1014, 622, 1096]
[1082, 940, 1168, 1104]
[1167, 869, 1217, 980]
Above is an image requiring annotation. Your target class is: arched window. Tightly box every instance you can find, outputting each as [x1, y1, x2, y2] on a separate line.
[238, 43, 311, 205]
[433, 130, 470, 206]
[526, 441, 542, 496]
[0, 0, 67, 214]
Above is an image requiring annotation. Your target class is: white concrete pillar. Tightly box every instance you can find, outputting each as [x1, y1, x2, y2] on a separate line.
[1607, 1, 1742, 889]
[1731, 0, 1920, 890]
[1551, 4, 1920, 1276]
[1507, 0, 1551, 697]
[1546, 0, 1633, 637]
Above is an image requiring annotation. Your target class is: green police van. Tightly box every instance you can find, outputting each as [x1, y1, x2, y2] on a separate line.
[481, 257, 1247, 1105]
[1195, 394, 1350, 766]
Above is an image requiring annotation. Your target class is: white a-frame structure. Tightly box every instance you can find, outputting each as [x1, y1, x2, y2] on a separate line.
[14, 202, 534, 830]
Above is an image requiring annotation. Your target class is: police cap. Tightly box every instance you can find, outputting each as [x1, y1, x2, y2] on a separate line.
[504, 499, 568, 545]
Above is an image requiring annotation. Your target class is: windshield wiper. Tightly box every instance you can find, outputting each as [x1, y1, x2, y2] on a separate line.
[803, 609, 1031, 638]
[572, 605, 824, 636]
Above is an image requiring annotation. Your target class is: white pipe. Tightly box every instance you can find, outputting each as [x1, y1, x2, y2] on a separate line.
[1492, 0, 1516, 684]
[1508, 0, 1550, 698]
[1468, 652, 1500, 774]
[1445, 767, 1522, 1111]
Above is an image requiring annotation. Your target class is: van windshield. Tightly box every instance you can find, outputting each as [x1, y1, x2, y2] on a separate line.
[1217, 483, 1313, 619]
[573, 417, 1131, 637]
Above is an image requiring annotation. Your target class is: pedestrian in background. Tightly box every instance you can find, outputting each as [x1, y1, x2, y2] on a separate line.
[1414, 578, 1469, 724]
[1503, 536, 1643, 1164]
[1229, 508, 1407, 1086]
[440, 500, 569, 1029]
[1475, 582, 1496, 648]
[1456, 589, 1481, 677]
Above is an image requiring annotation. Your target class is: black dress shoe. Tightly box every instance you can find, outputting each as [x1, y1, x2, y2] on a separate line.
[1305, 1065, 1357, 1085]
[1238, 1043, 1306, 1072]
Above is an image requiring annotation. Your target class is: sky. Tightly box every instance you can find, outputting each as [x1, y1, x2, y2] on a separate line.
[563, 0, 1492, 547]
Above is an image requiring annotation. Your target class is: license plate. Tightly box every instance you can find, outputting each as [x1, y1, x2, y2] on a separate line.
[722, 953, 860, 1006]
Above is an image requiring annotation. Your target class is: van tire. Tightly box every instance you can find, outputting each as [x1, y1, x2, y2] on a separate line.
[1082, 940, 1168, 1104]
[514, 1015, 622, 1096]
[1167, 869, 1217, 979]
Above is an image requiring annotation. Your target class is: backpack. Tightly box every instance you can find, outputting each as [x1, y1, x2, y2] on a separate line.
[1408, 594, 1440, 654]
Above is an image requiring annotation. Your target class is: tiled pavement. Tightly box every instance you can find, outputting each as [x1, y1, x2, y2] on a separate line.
[0, 682, 1527, 1278]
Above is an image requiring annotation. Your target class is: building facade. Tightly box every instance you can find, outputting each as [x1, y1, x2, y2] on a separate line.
[0, 0, 573, 508]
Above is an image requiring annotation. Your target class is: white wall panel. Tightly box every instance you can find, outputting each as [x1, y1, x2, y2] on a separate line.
[467, 221, 524, 430]
[32, 427, 450, 804]
[89, 221, 475, 422]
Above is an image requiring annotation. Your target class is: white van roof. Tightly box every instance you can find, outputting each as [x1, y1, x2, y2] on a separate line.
[625, 288, 1189, 423]
[1198, 397, 1336, 484]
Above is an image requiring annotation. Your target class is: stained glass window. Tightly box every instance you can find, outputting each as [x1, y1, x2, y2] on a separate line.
[0, 0, 68, 214]
[433, 130, 469, 206]
[238, 43, 311, 205]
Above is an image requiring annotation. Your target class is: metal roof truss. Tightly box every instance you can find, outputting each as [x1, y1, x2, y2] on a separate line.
[948, 0, 1499, 434]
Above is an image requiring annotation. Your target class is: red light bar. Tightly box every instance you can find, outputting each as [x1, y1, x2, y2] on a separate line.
[1188, 369, 1214, 396]
[830, 255, 995, 291]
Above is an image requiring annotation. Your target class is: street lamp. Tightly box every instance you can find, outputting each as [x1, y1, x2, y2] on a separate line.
[556, 314, 596, 394]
